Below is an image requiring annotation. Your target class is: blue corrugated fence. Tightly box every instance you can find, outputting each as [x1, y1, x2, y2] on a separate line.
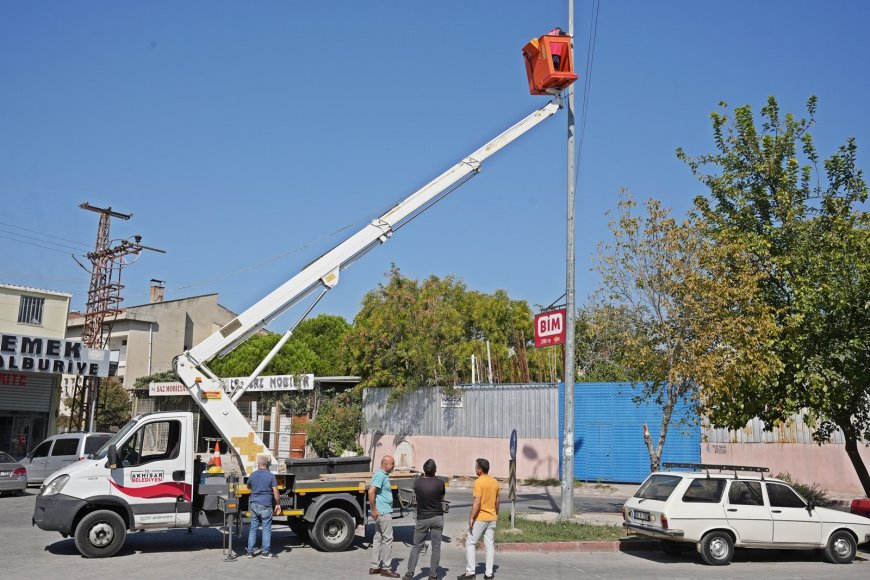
[558, 382, 700, 483]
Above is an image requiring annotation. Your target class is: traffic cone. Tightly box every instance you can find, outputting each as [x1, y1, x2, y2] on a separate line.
[211, 441, 223, 469]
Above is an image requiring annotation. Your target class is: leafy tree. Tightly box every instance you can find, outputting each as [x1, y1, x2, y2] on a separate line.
[95, 378, 132, 431]
[573, 303, 636, 382]
[344, 267, 546, 397]
[305, 391, 364, 457]
[209, 314, 351, 417]
[595, 191, 778, 471]
[133, 369, 180, 390]
[679, 96, 870, 495]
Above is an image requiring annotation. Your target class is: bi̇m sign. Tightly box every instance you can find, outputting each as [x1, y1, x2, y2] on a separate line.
[0, 333, 110, 377]
[534, 309, 566, 348]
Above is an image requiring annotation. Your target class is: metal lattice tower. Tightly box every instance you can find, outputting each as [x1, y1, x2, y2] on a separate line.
[67, 203, 164, 432]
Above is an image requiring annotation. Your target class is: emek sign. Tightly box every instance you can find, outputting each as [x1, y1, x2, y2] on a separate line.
[534, 309, 566, 348]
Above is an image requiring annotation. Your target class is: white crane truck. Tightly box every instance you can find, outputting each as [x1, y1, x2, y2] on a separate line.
[32, 31, 578, 558]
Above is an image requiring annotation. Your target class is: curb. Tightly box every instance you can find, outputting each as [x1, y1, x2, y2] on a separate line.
[493, 539, 659, 553]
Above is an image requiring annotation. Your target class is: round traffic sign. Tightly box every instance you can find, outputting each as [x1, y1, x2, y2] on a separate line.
[509, 429, 517, 460]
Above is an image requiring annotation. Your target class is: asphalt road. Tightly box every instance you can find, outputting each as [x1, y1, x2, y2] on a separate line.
[4, 487, 869, 579]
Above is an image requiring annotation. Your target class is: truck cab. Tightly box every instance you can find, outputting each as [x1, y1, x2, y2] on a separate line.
[33, 412, 196, 557]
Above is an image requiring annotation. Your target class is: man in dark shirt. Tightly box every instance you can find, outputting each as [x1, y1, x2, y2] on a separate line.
[403, 459, 446, 580]
[247, 455, 281, 559]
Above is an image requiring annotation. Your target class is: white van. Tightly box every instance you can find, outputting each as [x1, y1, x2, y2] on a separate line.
[21, 433, 112, 484]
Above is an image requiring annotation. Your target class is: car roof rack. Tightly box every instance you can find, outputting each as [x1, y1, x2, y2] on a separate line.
[663, 462, 769, 480]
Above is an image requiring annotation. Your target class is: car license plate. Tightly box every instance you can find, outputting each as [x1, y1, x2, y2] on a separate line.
[632, 510, 651, 522]
[0, 470, 9, 477]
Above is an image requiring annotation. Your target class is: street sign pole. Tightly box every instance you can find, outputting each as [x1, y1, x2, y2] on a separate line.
[509, 428, 518, 530]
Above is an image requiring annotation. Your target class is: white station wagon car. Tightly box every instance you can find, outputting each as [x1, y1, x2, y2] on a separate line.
[623, 463, 870, 565]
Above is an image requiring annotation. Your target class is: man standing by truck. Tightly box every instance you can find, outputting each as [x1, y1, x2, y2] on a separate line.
[247, 455, 282, 559]
[369, 455, 399, 577]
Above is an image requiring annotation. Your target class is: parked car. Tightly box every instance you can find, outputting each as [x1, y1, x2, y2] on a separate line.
[20, 432, 112, 485]
[0, 451, 27, 496]
[623, 463, 870, 565]
[851, 498, 870, 518]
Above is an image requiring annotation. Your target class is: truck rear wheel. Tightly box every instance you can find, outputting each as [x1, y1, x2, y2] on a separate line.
[311, 507, 355, 552]
[74, 509, 127, 558]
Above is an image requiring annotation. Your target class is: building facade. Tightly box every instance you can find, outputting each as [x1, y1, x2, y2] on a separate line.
[0, 283, 71, 457]
[64, 292, 237, 392]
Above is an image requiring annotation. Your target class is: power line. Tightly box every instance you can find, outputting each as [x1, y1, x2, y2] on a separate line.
[0, 228, 87, 252]
[576, 0, 600, 181]
[0, 233, 76, 255]
[0, 221, 90, 248]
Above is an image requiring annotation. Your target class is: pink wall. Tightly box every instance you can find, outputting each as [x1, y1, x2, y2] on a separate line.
[360, 433, 559, 480]
[702, 442, 870, 496]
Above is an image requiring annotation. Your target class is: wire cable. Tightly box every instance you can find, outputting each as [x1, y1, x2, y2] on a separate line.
[576, 0, 600, 182]
[0, 221, 90, 248]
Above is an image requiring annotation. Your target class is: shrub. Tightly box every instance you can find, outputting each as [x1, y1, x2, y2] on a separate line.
[774, 472, 831, 506]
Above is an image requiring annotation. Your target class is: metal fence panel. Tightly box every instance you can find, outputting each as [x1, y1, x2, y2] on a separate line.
[363, 383, 559, 439]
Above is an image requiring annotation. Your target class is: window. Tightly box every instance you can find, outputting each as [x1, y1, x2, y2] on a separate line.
[17, 295, 45, 326]
[682, 478, 726, 503]
[30, 441, 51, 458]
[728, 481, 764, 506]
[50, 438, 79, 456]
[84, 435, 111, 455]
[118, 420, 181, 467]
[767, 482, 806, 508]
[635, 474, 682, 501]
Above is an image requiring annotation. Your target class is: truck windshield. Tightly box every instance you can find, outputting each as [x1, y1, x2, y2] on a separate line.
[635, 474, 682, 501]
[90, 419, 139, 459]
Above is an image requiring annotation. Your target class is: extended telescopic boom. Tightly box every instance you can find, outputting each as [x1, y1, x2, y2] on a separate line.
[175, 96, 564, 475]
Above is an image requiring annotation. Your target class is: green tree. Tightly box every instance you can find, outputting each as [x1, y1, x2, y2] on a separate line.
[304, 392, 364, 457]
[573, 303, 635, 382]
[344, 267, 545, 397]
[679, 96, 870, 495]
[595, 191, 778, 471]
[95, 378, 132, 431]
[209, 314, 351, 417]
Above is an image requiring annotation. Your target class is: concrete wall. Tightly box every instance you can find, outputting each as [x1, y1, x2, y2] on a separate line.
[361, 432, 559, 480]
[67, 294, 236, 389]
[702, 442, 870, 496]
[0, 284, 70, 338]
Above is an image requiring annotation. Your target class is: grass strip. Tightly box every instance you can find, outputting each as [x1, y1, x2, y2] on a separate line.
[493, 512, 627, 544]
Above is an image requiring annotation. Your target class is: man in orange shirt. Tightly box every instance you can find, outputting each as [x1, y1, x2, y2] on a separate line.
[458, 458, 500, 580]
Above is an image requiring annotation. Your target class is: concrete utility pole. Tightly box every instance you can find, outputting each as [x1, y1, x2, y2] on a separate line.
[561, 0, 578, 520]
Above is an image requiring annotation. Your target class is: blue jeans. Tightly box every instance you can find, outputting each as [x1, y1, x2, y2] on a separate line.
[248, 503, 273, 554]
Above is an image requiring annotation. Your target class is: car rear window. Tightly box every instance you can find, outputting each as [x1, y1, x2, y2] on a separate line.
[681, 478, 726, 503]
[84, 435, 111, 455]
[50, 438, 79, 456]
[635, 474, 682, 501]
[0, 452, 14, 463]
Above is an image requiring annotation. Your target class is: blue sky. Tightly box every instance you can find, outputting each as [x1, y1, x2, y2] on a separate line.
[2, 1, 868, 329]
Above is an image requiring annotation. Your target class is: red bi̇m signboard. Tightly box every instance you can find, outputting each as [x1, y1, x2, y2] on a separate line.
[534, 308, 566, 348]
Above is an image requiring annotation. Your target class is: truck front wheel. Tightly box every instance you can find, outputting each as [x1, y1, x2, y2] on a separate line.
[311, 508, 355, 552]
[74, 509, 127, 558]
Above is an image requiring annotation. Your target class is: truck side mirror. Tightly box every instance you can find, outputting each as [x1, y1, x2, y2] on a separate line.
[107, 445, 118, 469]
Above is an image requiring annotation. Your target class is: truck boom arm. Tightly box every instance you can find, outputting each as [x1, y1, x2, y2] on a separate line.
[175, 96, 563, 475]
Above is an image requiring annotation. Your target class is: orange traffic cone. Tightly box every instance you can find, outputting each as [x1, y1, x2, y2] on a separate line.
[211, 441, 223, 469]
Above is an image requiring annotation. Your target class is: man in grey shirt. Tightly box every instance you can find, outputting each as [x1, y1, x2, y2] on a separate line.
[403, 459, 446, 580]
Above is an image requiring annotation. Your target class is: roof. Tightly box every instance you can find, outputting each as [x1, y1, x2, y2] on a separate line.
[0, 282, 72, 299]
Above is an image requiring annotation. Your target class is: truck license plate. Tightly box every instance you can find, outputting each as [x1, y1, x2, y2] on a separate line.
[633, 510, 651, 521]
